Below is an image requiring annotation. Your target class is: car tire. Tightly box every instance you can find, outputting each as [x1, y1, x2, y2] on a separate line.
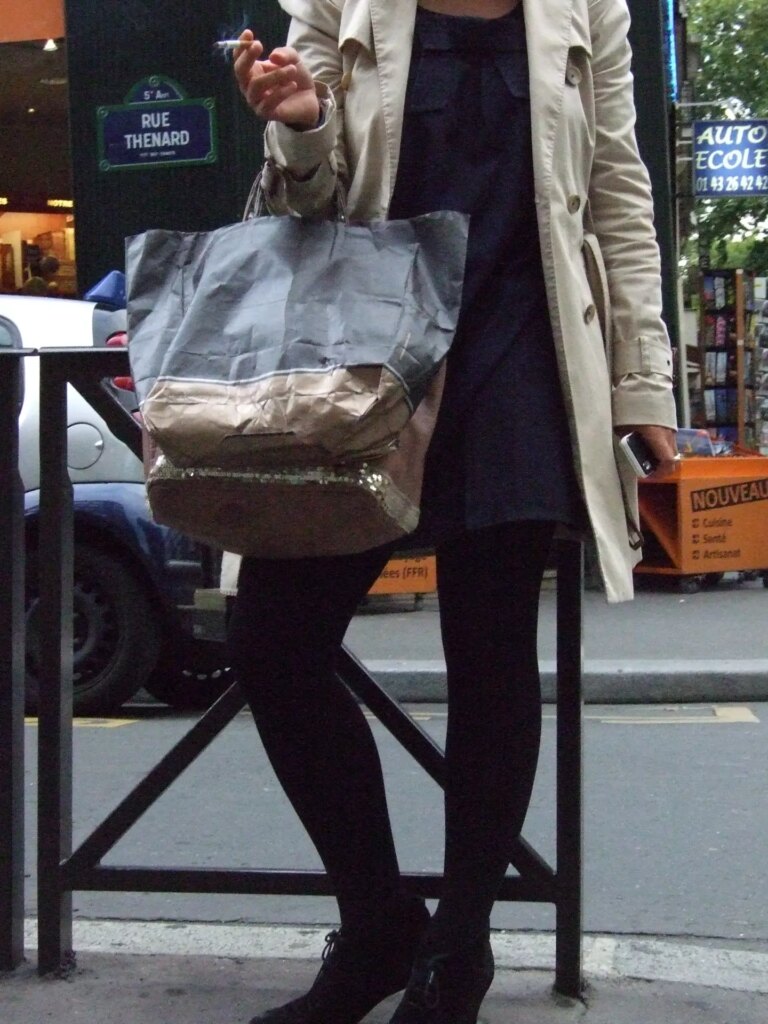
[703, 572, 724, 588]
[678, 574, 704, 594]
[25, 544, 161, 716]
[143, 635, 236, 710]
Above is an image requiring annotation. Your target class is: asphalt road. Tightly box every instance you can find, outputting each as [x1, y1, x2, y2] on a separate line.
[22, 700, 767, 947]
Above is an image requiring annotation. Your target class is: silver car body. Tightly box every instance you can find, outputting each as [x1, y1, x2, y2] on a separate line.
[0, 294, 143, 490]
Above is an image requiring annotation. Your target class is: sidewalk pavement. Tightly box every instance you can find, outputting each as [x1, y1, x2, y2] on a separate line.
[4, 922, 768, 1023]
[344, 576, 768, 702]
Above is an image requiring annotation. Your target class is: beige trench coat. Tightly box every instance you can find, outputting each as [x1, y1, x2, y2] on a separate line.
[232, 0, 677, 603]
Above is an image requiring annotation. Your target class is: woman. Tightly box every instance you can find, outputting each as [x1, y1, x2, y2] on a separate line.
[228, 2, 678, 1022]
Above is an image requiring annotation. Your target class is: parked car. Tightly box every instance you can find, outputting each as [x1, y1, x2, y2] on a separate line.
[1, 286, 232, 714]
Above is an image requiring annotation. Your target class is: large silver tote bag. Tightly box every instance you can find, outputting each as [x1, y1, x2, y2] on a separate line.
[125, 206, 469, 557]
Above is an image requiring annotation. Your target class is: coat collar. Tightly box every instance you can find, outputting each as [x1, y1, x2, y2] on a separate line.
[362, 0, 576, 203]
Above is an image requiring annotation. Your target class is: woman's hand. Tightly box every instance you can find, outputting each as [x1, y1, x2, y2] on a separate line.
[620, 424, 679, 477]
[233, 30, 320, 129]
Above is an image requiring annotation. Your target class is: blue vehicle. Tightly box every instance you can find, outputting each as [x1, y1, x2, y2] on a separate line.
[1, 276, 232, 714]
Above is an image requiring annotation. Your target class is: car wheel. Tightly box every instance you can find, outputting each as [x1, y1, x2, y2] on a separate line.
[703, 572, 724, 588]
[25, 544, 161, 716]
[678, 574, 704, 594]
[143, 635, 235, 710]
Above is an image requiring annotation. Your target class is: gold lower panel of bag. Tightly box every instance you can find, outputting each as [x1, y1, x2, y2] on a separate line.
[147, 455, 420, 558]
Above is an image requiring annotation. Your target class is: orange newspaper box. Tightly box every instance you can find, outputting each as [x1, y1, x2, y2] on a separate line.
[368, 553, 437, 596]
[636, 454, 768, 588]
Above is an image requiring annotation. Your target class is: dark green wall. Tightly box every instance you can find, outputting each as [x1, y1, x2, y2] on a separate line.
[64, 0, 288, 293]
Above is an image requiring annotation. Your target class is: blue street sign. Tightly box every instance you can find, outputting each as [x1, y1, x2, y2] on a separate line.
[97, 76, 217, 171]
[692, 120, 768, 199]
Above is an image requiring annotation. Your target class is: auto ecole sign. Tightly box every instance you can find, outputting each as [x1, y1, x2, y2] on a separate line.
[97, 76, 217, 171]
[692, 120, 768, 198]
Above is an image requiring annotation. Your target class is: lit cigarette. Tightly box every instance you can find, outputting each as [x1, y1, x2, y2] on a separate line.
[215, 39, 250, 51]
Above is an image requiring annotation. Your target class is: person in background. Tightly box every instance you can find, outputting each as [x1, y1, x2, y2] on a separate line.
[227, 2, 679, 1023]
[20, 255, 60, 296]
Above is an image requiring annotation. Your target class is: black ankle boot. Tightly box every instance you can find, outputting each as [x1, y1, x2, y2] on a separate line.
[387, 934, 494, 1024]
[248, 895, 430, 1024]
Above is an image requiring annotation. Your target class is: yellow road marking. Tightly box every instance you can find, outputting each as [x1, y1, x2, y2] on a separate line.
[366, 706, 760, 725]
[584, 705, 759, 725]
[364, 711, 440, 721]
[25, 718, 139, 728]
[714, 706, 760, 723]
[596, 717, 729, 724]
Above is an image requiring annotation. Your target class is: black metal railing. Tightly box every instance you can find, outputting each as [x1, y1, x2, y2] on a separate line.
[3, 348, 584, 996]
[0, 351, 27, 972]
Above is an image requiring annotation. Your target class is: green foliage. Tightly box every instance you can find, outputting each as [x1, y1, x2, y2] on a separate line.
[708, 235, 768, 270]
[686, 0, 768, 265]
[687, 0, 768, 116]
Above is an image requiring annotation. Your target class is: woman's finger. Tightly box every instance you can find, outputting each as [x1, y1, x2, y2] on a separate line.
[233, 34, 265, 92]
[253, 81, 300, 120]
[267, 46, 303, 67]
[245, 65, 298, 109]
[266, 46, 315, 91]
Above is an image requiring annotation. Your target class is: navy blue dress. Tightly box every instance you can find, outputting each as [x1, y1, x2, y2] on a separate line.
[389, 5, 585, 544]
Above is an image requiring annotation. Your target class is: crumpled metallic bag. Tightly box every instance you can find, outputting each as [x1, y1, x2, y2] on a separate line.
[125, 192, 468, 557]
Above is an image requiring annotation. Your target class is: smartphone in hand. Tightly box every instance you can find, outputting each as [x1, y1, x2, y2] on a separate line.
[619, 432, 660, 478]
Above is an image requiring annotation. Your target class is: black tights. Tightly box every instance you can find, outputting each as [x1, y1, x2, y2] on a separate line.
[227, 520, 554, 947]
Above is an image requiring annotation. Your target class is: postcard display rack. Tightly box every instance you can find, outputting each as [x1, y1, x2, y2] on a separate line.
[697, 268, 757, 447]
[757, 312, 768, 456]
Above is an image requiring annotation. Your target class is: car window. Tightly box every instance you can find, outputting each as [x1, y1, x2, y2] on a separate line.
[0, 315, 25, 408]
[0, 316, 21, 348]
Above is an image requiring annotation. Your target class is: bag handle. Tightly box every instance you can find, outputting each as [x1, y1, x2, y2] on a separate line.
[242, 173, 269, 220]
[242, 168, 348, 223]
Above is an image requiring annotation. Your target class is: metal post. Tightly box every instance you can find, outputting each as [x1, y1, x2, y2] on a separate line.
[554, 538, 584, 998]
[36, 353, 75, 975]
[0, 353, 26, 971]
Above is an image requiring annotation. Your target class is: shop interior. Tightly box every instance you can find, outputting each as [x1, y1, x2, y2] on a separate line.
[0, 3, 76, 296]
[0, 208, 77, 296]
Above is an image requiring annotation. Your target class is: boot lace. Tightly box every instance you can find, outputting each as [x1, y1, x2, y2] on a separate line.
[316, 928, 362, 982]
[321, 929, 343, 965]
[286, 931, 348, 1018]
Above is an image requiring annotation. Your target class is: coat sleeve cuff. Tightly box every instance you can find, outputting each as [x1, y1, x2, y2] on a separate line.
[612, 372, 678, 429]
[264, 83, 336, 177]
[612, 335, 674, 377]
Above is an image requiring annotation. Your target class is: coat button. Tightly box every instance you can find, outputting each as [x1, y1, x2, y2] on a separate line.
[568, 195, 582, 214]
[584, 304, 596, 324]
[566, 64, 582, 86]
